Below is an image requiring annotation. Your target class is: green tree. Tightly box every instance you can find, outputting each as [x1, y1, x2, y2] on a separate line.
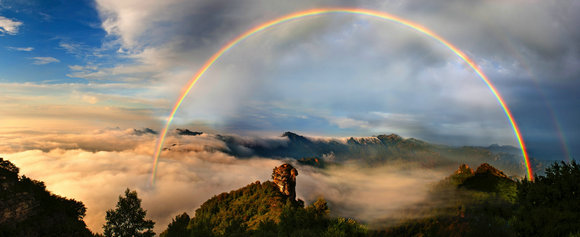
[515, 160, 580, 237]
[103, 188, 155, 237]
[159, 212, 190, 237]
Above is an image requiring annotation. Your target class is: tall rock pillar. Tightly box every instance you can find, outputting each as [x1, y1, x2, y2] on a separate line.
[272, 163, 298, 200]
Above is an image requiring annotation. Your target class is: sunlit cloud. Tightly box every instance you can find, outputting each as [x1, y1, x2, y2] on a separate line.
[3, 129, 449, 234]
[0, 16, 22, 35]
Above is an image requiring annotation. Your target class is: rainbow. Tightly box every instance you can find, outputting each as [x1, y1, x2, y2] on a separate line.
[150, 8, 534, 184]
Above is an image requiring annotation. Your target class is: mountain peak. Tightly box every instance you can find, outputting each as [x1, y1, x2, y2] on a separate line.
[377, 134, 403, 143]
[475, 163, 509, 178]
[282, 131, 300, 137]
[281, 131, 310, 143]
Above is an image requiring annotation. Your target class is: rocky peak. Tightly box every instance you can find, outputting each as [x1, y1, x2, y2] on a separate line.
[281, 132, 309, 143]
[475, 163, 508, 178]
[377, 134, 403, 143]
[455, 164, 474, 175]
[272, 163, 298, 200]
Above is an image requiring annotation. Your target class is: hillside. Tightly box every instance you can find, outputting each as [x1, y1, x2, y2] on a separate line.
[0, 158, 93, 237]
[160, 163, 367, 237]
[374, 163, 518, 237]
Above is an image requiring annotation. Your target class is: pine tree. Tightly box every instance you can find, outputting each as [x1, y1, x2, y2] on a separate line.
[103, 188, 155, 237]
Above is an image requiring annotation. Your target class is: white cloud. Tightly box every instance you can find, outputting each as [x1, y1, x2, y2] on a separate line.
[0, 16, 22, 35]
[31, 56, 60, 65]
[329, 117, 370, 129]
[7, 46, 33, 51]
[59, 41, 83, 56]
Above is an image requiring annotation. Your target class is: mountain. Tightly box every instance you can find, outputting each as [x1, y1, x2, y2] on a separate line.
[160, 161, 530, 236]
[211, 132, 528, 177]
[0, 158, 93, 237]
[375, 163, 518, 237]
[160, 163, 367, 237]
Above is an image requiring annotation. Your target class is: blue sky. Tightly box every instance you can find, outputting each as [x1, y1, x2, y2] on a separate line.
[1, 0, 579, 161]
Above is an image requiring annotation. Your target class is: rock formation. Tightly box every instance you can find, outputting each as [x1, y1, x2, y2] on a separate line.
[475, 163, 509, 178]
[455, 164, 475, 175]
[272, 163, 298, 200]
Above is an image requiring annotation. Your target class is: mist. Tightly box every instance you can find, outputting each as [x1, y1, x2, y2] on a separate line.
[3, 129, 454, 234]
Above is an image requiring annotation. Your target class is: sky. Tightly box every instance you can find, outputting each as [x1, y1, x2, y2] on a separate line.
[1, 0, 579, 233]
[1, 0, 579, 160]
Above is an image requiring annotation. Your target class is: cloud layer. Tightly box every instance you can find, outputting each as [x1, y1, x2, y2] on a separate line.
[2, 129, 449, 234]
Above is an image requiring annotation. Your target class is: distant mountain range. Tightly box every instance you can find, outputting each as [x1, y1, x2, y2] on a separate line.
[208, 131, 531, 177]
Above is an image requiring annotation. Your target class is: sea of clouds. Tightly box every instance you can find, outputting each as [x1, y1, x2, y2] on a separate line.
[2, 128, 447, 234]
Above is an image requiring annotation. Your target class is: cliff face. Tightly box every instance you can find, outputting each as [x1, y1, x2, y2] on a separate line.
[272, 163, 298, 200]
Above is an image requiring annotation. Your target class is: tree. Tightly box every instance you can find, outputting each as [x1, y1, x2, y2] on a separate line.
[103, 188, 155, 237]
[160, 212, 190, 237]
[515, 160, 580, 237]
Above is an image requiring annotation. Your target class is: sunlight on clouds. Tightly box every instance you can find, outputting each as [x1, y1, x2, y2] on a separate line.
[3, 129, 448, 234]
[0, 16, 22, 35]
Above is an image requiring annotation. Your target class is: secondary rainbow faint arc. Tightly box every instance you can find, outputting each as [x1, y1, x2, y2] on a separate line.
[151, 8, 534, 184]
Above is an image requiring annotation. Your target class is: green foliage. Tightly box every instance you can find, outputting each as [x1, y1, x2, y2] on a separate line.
[160, 181, 366, 237]
[460, 172, 517, 203]
[160, 213, 190, 237]
[162, 161, 580, 237]
[379, 164, 518, 237]
[514, 160, 580, 237]
[187, 181, 286, 236]
[0, 157, 94, 237]
[103, 188, 155, 237]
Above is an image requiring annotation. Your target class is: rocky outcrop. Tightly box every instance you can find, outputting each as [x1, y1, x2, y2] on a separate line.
[272, 164, 298, 200]
[475, 163, 509, 178]
[176, 129, 203, 136]
[377, 134, 403, 144]
[455, 164, 475, 175]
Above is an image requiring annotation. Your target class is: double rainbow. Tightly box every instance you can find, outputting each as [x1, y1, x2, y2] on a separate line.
[151, 8, 533, 184]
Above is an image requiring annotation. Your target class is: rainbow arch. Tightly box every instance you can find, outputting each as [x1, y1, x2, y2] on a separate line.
[150, 8, 533, 184]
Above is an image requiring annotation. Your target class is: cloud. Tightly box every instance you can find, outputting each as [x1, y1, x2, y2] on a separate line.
[81, 95, 99, 104]
[0, 82, 163, 133]
[297, 163, 446, 223]
[0, 16, 22, 35]
[2, 129, 450, 234]
[42, 0, 579, 158]
[59, 41, 84, 56]
[31, 56, 60, 65]
[6, 46, 33, 51]
[5, 148, 284, 234]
